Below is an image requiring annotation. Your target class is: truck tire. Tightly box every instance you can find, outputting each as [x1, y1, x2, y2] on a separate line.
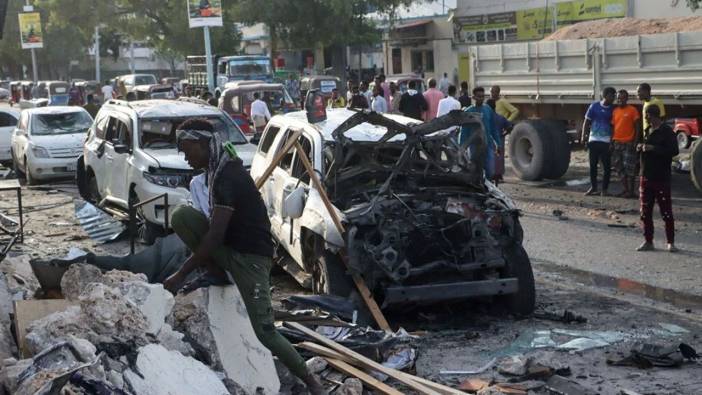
[509, 121, 553, 181]
[676, 131, 691, 150]
[691, 140, 702, 193]
[540, 120, 571, 180]
[312, 252, 353, 297]
[499, 244, 536, 316]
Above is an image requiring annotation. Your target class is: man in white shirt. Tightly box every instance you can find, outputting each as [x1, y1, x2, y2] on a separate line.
[189, 173, 210, 218]
[250, 92, 271, 136]
[371, 86, 388, 113]
[436, 85, 461, 117]
[439, 72, 450, 97]
[101, 80, 114, 103]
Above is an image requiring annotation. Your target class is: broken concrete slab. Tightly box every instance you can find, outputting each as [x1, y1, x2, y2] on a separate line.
[306, 356, 329, 374]
[123, 344, 229, 395]
[155, 324, 194, 357]
[335, 378, 363, 395]
[0, 255, 39, 299]
[13, 299, 77, 357]
[60, 263, 103, 300]
[497, 355, 529, 376]
[168, 285, 280, 394]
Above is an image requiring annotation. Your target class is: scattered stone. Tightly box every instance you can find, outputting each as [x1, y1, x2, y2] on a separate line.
[498, 355, 529, 376]
[123, 344, 229, 395]
[114, 281, 173, 334]
[156, 324, 194, 357]
[306, 356, 329, 374]
[459, 378, 490, 391]
[0, 255, 39, 298]
[168, 285, 280, 394]
[60, 264, 103, 300]
[335, 378, 363, 395]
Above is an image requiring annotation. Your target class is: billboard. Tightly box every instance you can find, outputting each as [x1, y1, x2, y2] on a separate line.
[458, 0, 627, 43]
[18, 12, 43, 49]
[188, 0, 223, 28]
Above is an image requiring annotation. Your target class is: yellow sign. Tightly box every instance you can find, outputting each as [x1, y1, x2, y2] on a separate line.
[517, 0, 627, 40]
[18, 12, 43, 49]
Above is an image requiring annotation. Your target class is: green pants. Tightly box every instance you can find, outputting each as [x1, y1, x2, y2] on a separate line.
[171, 205, 308, 379]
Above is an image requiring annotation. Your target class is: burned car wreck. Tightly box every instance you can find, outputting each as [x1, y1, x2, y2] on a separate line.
[251, 109, 535, 315]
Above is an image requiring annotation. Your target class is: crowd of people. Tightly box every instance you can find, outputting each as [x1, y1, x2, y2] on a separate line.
[582, 83, 678, 252]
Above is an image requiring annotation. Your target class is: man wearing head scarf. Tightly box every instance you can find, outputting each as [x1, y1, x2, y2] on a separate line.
[163, 118, 326, 394]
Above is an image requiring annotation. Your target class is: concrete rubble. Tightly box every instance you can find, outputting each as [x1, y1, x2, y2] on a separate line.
[0, 259, 282, 394]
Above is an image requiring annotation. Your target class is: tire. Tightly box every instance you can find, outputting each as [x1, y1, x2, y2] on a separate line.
[499, 243, 536, 316]
[676, 131, 691, 150]
[508, 121, 553, 181]
[691, 140, 702, 193]
[540, 120, 571, 180]
[312, 252, 353, 297]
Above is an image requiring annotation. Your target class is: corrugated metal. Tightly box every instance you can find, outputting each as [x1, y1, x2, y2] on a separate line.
[74, 200, 125, 243]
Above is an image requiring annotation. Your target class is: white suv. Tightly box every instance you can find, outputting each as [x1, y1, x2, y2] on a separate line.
[77, 99, 255, 239]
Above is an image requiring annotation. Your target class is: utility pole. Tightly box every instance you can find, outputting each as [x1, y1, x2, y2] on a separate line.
[203, 26, 215, 93]
[24, 1, 38, 82]
[95, 25, 101, 82]
[130, 41, 135, 74]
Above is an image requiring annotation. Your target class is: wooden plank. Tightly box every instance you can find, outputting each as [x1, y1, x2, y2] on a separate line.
[298, 342, 467, 395]
[291, 141, 391, 333]
[287, 322, 439, 395]
[324, 358, 404, 395]
[254, 129, 302, 190]
[13, 299, 77, 358]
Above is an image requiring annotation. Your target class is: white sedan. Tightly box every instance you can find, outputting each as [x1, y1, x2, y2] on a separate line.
[0, 107, 20, 167]
[12, 106, 92, 184]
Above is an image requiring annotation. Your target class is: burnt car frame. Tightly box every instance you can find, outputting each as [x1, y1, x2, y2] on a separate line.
[249, 108, 535, 314]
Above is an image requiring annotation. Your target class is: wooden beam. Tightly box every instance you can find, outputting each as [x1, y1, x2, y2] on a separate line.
[254, 129, 302, 190]
[324, 358, 404, 395]
[287, 322, 439, 394]
[297, 342, 467, 395]
[291, 140, 391, 333]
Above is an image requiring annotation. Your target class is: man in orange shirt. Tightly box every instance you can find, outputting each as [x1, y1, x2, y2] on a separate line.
[611, 89, 642, 198]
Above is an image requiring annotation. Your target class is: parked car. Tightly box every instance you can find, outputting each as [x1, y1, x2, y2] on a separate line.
[77, 99, 257, 241]
[133, 84, 176, 100]
[249, 108, 535, 314]
[219, 82, 296, 135]
[76, 80, 101, 102]
[11, 106, 92, 184]
[116, 74, 158, 100]
[0, 108, 21, 167]
[672, 117, 701, 150]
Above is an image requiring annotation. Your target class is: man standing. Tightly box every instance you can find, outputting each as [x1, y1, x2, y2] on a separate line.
[360, 81, 373, 106]
[348, 86, 369, 109]
[346, 80, 354, 103]
[83, 94, 100, 118]
[328, 88, 346, 108]
[389, 82, 402, 114]
[439, 72, 450, 96]
[250, 92, 271, 139]
[164, 119, 326, 394]
[423, 78, 444, 121]
[486, 98, 513, 185]
[399, 81, 427, 120]
[436, 85, 461, 118]
[582, 87, 616, 196]
[461, 87, 500, 179]
[636, 105, 678, 252]
[637, 83, 666, 136]
[458, 81, 472, 108]
[285, 73, 300, 102]
[68, 83, 83, 106]
[379, 74, 391, 103]
[611, 89, 641, 198]
[371, 85, 388, 113]
[490, 85, 519, 122]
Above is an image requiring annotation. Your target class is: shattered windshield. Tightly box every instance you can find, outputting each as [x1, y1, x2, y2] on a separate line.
[134, 75, 157, 85]
[140, 115, 247, 149]
[31, 112, 93, 136]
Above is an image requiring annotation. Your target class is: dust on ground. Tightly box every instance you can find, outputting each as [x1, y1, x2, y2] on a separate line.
[545, 16, 702, 40]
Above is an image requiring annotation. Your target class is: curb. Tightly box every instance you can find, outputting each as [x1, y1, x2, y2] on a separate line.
[535, 260, 702, 310]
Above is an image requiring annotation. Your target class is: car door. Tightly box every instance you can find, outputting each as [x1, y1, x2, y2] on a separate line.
[0, 110, 19, 162]
[265, 127, 297, 239]
[11, 113, 30, 171]
[85, 113, 110, 196]
[102, 115, 132, 206]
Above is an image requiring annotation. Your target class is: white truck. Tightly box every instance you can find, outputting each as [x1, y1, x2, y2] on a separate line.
[470, 31, 702, 184]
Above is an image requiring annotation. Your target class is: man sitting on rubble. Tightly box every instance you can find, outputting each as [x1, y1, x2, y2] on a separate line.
[162, 118, 326, 394]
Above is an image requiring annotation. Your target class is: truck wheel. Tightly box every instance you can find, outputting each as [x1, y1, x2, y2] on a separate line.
[676, 131, 691, 150]
[509, 121, 553, 181]
[539, 120, 571, 180]
[312, 252, 353, 297]
[498, 244, 536, 316]
[691, 140, 702, 193]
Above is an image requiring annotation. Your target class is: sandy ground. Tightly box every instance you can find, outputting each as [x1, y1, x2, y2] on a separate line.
[545, 16, 702, 40]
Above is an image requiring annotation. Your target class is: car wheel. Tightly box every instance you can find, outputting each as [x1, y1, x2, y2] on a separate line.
[691, 140, 702, 193]
[676, 131, 691, 150]
[85, 172, 101, 204]
[539, 120, 571, 180]
[498, 243, 536, 316]
[312, 252, 353, 297]
[508, 121, 553, 181]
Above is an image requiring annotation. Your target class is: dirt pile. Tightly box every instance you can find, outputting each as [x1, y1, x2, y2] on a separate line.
[545, 17, 702, 40]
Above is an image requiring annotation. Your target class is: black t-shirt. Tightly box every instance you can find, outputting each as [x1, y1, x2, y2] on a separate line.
[211, 159, 274, 257]
[639, 123, 679, 183]
[399, 92, 428, 120]
[458, 92, 472, 108]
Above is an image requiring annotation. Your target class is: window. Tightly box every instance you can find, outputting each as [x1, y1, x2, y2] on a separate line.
[425, 50, 434, 72]
[94, 115, 109, 140]
[411, 50, 434, 73]
[104, 117, 121, 142]
[0, 112, 17, 128]
[31, 112, 93, 136]
[392, 48, 402, 74]
[291, 135, 313, 184]
[277, 129, 299, 172]
[258, 126, 280, 155]
[218, 61, 227, 75]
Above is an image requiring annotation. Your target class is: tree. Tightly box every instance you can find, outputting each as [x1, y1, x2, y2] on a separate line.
[688, 0, 701, 11]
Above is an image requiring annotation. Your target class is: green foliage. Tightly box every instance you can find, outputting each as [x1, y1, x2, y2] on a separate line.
[688, 0, 701, 11]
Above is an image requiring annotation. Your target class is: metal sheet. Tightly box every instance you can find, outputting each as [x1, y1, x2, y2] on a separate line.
[74, 200, 126, 243]
[382, 278, 519, 306]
